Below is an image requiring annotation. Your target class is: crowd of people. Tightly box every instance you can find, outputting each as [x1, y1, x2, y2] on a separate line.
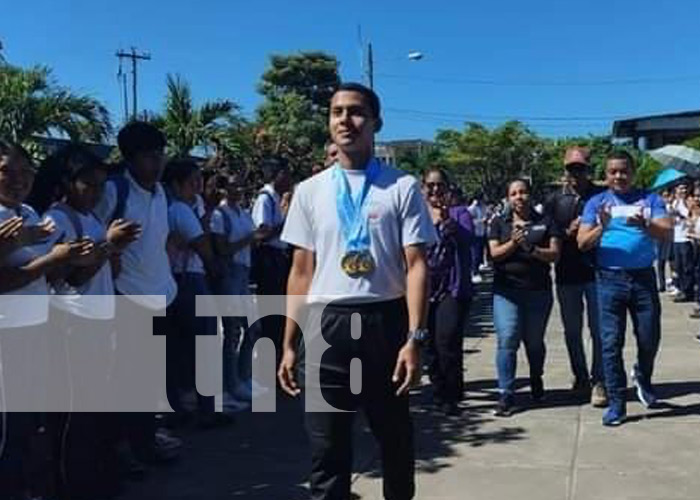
[0, 81, 683, 500]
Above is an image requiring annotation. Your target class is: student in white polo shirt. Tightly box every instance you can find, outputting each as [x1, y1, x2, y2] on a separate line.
[162, 159, 220, 423]
[93, 122, 181, 469]
[0, 139, 94, 499]
[252, 158, 292, 353]
[33, 144, 141, 499]
[210, 175, 263, 407]
[278, 83, 436, 500]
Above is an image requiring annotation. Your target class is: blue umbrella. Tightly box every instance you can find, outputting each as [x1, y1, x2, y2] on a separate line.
[651, 168, 687, 191]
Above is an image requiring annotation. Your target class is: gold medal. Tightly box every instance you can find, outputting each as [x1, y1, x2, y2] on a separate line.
[341, 250, 375, 278]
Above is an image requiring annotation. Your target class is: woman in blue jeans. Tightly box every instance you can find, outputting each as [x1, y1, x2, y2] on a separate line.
[488, 179, 562, 416]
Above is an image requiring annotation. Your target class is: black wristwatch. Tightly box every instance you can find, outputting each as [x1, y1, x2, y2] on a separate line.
[408, 328, 429, 345]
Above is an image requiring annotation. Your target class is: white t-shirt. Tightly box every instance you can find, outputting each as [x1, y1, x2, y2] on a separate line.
[168, 200, 205, 275]
[44, 206, 115, 320]
[281, 162, 437, 304]
[673, 199, 690, 243]
[0, 203, 50, 328]
[93, 170, 176, 309]
[210, 204, 254, 268]
[252, 184, 286, 250]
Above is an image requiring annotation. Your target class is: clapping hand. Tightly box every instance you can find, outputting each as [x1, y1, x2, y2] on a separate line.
[0, 216, 24, 254]
[107, 219, 142, 252]
[19, 219, 56, 246]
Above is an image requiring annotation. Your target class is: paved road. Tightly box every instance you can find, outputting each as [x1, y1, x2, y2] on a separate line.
[123, 280, 700, 500]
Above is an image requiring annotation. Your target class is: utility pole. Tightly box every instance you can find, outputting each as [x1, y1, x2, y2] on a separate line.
[115, 47, 151, 121]
[367, 42, 374, 90]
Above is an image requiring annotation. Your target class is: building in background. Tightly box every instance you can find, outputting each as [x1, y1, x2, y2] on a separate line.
[375, 139, 434, 165]
[612, 110, 700, 150]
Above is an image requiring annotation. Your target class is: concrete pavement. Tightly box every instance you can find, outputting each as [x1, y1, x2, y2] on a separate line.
[123, 280, 700, 500]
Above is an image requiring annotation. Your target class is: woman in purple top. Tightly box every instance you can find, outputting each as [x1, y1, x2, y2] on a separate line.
[422, 168, 473, 415]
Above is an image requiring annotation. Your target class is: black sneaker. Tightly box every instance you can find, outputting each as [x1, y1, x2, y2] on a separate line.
[494, 395, 514, 417]
[530, 376, 545, 402]
[695, 334, 700, 344]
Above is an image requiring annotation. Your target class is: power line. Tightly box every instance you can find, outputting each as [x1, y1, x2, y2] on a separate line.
[376, 72, 700, 87]
[385, 107, 622, 122]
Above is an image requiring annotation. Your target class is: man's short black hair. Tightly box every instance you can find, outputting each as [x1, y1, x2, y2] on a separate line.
[117, 121, 166, 161]
[334, 82, 381, 119]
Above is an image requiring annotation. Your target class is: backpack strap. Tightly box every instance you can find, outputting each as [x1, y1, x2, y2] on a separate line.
[215, 207, 234, 236]
[110, 175, 130, 221]
[52, 202, 84, 240]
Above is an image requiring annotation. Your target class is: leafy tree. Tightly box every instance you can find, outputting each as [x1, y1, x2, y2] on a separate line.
[151, 74, 242, 157]
[255, 52, 340, 177]
[435, 121, 556, 201]
[259, 52, 340, 114]
[0, 65, 111, 150]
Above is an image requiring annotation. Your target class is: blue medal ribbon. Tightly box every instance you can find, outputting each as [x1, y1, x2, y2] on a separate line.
[332, 159, 381, 253]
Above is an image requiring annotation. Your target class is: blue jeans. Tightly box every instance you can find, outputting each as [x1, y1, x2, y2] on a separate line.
[556, 282, 603, 384]
[493, 288, 553, 396]
[596, 268, 661, 407]
[215, 263, 254, 393]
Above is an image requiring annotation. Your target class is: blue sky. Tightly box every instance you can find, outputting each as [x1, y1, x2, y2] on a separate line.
[2, 0, 700, 141]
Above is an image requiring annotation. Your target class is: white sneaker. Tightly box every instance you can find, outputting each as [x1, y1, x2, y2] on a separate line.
[479, 263, 491, 271]
[471, 274, 483, 285]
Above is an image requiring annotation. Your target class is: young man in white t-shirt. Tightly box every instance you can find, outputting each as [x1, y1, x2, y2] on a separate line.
[279, 83, 436, 500]
[93, 122, 181, 468]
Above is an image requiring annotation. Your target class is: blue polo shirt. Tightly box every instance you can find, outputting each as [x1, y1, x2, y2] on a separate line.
[581, 189, 666, 270]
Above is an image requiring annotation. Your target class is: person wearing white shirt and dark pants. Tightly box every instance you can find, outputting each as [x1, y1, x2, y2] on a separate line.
[210, 177, 262, 405]
[278, 84, 436, 500]
[93, 123, 181, 469]
[251, 158, 292, 354]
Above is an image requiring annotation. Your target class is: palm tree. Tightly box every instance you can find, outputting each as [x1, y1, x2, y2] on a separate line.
[0, 65, 111, 146]
[154, 74, 243, 157]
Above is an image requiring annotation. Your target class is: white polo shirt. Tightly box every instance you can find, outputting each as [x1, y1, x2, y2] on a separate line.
[281, 162, 437, 304]
[93, 170, 177, 309]
[252, 184, 286, 250]
[44, 206, 115, 320]
[0, 203, 50, 328]
[210, 203, 254, 268]
[168, 200, 205, 275]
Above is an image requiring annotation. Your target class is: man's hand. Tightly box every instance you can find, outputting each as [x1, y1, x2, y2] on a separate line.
[627, 212, 647, 228]
[278, 346, 301, 397]
[392, 340, 421, 396]
[597, 205, 611, 229]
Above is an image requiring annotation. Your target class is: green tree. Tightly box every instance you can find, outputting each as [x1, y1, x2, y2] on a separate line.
[152, 73, 242, 157]
[255, 52, 340, 177]
[395, 145, 444, 177]
[259, 52, 340, 114]
[435, 121, 555, 201]
[0, 65, 111, 149]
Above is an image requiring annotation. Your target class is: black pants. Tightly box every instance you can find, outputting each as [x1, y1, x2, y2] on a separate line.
[426, 295, 470, 404]
[255, 246, 289, 358]
[300, 299, 415, 500]
[673, 242, 695, 298]
[0, 326, 53, 498]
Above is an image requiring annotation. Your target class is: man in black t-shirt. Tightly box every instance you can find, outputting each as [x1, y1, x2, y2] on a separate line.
[545, 147, 606, 407]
